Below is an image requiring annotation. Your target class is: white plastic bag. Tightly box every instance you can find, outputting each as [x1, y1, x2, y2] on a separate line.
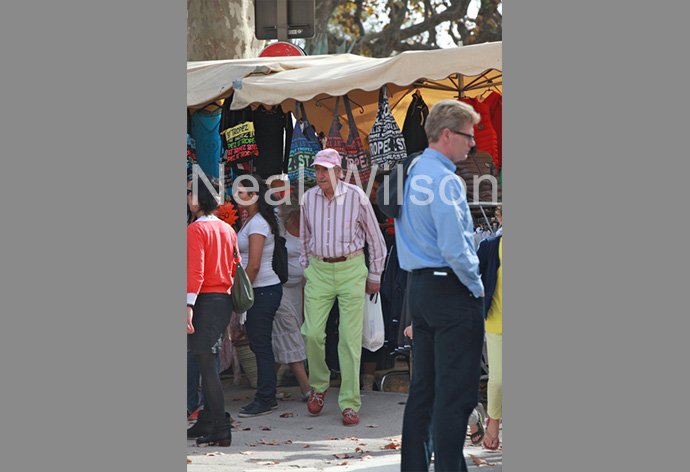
[362, 293, 385, 351]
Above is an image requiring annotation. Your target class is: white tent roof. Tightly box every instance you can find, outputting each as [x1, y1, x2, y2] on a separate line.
[187, 41, 501, 141]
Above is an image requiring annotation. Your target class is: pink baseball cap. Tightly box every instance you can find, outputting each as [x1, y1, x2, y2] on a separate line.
[313, 149, 342, 169]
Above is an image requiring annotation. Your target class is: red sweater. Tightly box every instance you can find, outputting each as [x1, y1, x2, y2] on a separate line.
[187, 216, 238, 305]
[461, 97, 499, 170]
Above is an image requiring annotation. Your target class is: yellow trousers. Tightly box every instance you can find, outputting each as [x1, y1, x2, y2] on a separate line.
[486, 331, 502, 419]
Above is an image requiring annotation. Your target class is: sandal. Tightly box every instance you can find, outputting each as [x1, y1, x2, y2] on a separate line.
[482, 417, 501, 451]
[469, 409, 485, 446]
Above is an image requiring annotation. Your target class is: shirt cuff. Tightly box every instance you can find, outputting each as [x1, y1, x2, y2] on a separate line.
[187, 293, 198, 306]
[465, 281, 484, 298]
[367, 272, 381, 283]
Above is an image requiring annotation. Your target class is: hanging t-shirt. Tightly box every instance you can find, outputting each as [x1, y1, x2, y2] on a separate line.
[253, 105, 293, 179]
[237, 213, 281, 288]
[401, 93, 429, 155]
[190, 108, 223, 178]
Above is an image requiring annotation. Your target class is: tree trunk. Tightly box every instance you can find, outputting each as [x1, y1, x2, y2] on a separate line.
[187, 0, 265, 61]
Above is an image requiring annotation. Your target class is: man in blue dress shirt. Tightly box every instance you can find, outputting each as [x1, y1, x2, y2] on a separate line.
[396, 99, 486, 472]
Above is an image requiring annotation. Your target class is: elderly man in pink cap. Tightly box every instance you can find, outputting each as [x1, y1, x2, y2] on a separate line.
[299, 148, 387, 426]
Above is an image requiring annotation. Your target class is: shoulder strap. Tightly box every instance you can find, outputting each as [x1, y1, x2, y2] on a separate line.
[342, 94, 359, 139]
[299, 102, 309, 124]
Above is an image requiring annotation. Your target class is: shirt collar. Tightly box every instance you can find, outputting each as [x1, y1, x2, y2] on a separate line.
[423, 148, 456, 172]
[315, 179, 346, 199]
[195, 215, 220, 223]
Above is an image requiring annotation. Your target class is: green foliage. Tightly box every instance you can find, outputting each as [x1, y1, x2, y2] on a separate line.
[301, 0, 501, 57]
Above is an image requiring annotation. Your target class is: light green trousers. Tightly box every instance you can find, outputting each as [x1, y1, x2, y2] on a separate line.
[302, 254, 368, 412]
[486, 331, 503, 419]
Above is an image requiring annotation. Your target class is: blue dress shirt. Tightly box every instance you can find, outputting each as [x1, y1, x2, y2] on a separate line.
[394, 148, 484, 297]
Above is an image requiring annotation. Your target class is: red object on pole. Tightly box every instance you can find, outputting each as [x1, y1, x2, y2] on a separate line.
[259, 42, 307, 57]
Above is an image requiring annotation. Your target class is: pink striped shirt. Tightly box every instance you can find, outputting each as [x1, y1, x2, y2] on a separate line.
[300, 180, 387, 283]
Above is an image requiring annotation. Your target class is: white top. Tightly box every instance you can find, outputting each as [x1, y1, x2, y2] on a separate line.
[283, 229, 304, 286]
[237, 213, 281, 288]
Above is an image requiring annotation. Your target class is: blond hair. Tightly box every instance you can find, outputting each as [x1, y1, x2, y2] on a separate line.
[424, 99, 480, 143]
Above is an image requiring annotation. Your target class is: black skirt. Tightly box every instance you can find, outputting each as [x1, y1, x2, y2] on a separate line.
[188, 292, 233, 355]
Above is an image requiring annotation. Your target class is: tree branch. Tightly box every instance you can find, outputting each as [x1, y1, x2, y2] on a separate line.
[354, 0, 366, 38]
[363, 1, 470, 46]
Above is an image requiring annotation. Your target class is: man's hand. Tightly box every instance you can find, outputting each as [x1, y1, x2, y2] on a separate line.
[187, 306, 195, 334]
[366, 280, 381, 295]
[403, 325, 413, 339]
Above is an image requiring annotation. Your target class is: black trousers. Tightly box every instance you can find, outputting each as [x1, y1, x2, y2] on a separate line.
[401, 269, 485, 472]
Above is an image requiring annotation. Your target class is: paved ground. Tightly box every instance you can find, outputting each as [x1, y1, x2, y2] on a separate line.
[186, 380, 502, 471]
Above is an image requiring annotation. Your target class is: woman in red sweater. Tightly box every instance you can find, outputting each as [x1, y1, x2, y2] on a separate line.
[187, 175, 237, 447]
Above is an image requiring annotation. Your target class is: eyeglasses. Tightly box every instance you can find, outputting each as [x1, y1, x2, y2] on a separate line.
[450, 129, 475, 142]
[187, 189, 192, 195]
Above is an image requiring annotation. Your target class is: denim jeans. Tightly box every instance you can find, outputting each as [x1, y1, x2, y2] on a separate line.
[401, 269, 485, 472]
[244, 283, 283, 406]
[187, 340, 220, 414]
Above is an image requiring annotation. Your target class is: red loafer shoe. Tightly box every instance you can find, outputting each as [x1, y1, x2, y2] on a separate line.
[307, 389, 327, 415]
[342, 408, 359, 426]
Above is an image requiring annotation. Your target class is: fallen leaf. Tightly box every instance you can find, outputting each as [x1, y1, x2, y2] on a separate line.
[337, 462, 349, 466]
[284, 440, 292, 444]
[326, 434, 338, 440]
[366, 424, 378, 428]
[205, 452, 228, 456]
[239, 451, 253, 455]
[280, 412, 294, 418]
[256, 461, 280, 465]
[344, 436, 358, 440]
[334, 453, 351, 459]
[242, 427, 251, 431]
[470, 455, 487, 466]
[303, 445, 311, 448]
[358, 443, 368, 446]
[248, 443, 259, 447]
[381, 442, 402, 450]
[187, 458, 191, 464]
[262, 427, 272, 431]
[258, 438, 280, 445]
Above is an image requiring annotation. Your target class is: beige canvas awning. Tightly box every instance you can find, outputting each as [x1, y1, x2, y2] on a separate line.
[187, 41, 501, 144]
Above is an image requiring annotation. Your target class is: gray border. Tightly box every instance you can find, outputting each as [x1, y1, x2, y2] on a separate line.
[508, 1, 685, 470]
[0, 2, 185, 470]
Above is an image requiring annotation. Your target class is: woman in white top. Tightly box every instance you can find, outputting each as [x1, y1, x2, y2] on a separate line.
[273, 190, 312, 401]
[234, 175, 283, 417]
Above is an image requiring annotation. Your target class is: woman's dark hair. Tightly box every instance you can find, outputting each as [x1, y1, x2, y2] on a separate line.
[240, 175, 280, 239]
[196, 175, 221, 215]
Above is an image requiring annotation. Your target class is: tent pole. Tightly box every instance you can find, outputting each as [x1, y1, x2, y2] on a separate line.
[277, 0, 289, 42]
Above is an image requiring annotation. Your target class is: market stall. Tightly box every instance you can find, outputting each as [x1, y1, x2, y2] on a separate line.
[188, 42, 501, 140]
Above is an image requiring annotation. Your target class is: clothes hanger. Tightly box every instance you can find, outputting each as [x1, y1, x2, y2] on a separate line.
[315, 95, 365, 114]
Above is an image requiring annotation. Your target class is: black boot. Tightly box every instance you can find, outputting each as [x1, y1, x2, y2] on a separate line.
[187, 409, 212, 439]
[196, 414, 232, 447]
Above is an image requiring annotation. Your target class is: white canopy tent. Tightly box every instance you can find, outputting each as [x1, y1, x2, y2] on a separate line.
[187, 42, 502, 143]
